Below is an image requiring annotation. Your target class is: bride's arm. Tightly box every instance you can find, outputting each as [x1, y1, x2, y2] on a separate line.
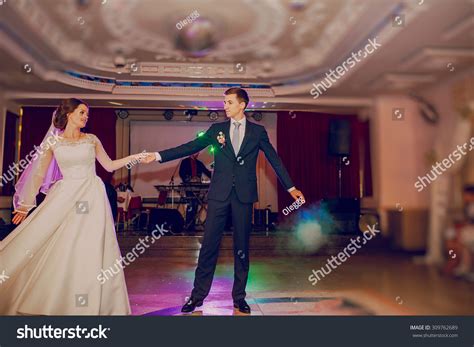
[93, 134, 145, 172]
[12, 145, 54, 224]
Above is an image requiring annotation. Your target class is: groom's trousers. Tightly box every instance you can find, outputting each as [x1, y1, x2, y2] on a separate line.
[191, 187, 253, 301]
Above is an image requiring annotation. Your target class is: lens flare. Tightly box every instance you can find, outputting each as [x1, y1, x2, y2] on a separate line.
[281, 203, 336, 254]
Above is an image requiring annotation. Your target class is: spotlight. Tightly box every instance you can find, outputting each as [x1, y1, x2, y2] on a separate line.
[184, 109, 198, 121]
[252, 112, 263, 122]
[113, 54, 127, 69]
[163, 110, 174, 120]
[290, 0, 308, 10]
[76, 0, 91, 9]
[116, 109, 129, 119]
[208, 111, 219, 121]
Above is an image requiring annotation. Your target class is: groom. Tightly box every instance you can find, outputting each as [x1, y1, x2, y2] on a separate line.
[150, 88, 304, 314]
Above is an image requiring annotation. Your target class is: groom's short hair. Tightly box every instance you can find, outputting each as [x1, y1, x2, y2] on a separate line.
[224, 87, 249, 108]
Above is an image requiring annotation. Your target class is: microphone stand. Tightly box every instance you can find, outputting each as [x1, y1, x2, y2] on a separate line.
[169, 159, 183, 209]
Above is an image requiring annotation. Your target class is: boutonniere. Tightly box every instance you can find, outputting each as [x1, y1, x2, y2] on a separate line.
[217, 131, 226, 148]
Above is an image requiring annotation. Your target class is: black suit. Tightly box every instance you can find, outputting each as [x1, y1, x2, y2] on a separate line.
[159, 119, 294, 301]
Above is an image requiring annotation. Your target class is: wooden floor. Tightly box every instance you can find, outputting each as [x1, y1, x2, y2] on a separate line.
[119, 233, 474, 316]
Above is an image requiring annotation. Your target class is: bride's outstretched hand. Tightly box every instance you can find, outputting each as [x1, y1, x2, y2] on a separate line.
[138, 153, 156, 164]
[12, 210, 28, 225]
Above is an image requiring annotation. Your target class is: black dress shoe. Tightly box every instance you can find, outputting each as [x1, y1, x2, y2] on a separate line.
[181, 297, 203, 313]
[233, 299, 251, 314]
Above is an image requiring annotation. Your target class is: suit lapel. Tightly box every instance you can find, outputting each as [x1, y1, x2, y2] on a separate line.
[220, 121, 235, 160]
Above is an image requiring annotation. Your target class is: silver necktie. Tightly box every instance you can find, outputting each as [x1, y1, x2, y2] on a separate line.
[231, 122, 241, 154]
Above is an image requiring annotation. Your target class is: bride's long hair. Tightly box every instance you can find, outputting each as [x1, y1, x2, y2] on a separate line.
[53, 98, 88, 131]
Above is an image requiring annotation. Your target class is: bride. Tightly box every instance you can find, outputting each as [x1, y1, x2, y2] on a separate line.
[0, 98, 154, 315]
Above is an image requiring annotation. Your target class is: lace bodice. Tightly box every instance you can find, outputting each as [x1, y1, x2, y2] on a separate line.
[52, 133, 98, 180]
[14, 132, 122, 213]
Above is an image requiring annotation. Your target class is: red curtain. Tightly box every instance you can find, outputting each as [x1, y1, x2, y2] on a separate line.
[276, 111, 372, 212]
[1, 111, 19, 196]
[20, 107, 116, 183]
[360, 120, 373, 197]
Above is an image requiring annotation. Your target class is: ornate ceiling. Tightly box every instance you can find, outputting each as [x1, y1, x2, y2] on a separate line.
[0, 0, 472, 109]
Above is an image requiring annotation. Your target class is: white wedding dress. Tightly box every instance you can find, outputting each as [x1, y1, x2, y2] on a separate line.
[0, 133, 131, 315]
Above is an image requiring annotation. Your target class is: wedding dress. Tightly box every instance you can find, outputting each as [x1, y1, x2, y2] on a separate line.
[0, 133, 131, 315]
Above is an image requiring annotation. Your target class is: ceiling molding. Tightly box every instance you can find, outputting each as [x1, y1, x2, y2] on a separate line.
[368, 73, 437, 90]
[399, 47, 474, 71]
[4, 92, 373, 108]
[442, 15, 474, 41]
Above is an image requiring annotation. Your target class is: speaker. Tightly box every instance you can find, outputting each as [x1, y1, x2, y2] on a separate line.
[253, 208, 278, 230]
[328, 119, 351, 156]
[148, 208, 184, 234]
[0, 223, 15, 241]
[321, 198, 360, 234]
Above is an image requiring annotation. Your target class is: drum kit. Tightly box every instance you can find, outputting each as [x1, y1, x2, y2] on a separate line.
[154, 180, 210, 231]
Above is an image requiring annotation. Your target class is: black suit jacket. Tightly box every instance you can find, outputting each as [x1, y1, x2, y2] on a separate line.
[159, 119, 294, 203]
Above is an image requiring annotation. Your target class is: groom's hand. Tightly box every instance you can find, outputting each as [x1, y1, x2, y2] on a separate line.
[290, 189, 305, 202]
[140, 153, 156, 164]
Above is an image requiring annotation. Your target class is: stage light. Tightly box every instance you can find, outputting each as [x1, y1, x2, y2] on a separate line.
[113, 54, 127, 69]
[163, 110, 174, 120]
[197, 131, 205, 138]
[76, 0, 91, 9]
[209, 146, 215, 154]
[252, 112, 263, 121]
[116, 109, 129, 119]
[208, 111, 219, 121]
[290, 0, 308, 10]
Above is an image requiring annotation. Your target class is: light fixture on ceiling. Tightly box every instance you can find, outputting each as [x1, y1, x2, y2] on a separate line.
[289, 0, 308, 10]
[76, 0, 91, 9]
[175, 18, 216, 57]
[114, 53, 127, 69]
[108, 101, 124, 106]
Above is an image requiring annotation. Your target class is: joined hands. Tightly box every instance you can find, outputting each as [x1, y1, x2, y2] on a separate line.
[134, 152, 156, 164]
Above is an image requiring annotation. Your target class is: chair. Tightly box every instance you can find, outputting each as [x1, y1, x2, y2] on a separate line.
[116, 191, 131, 231]
[127, 196, 150, 231]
